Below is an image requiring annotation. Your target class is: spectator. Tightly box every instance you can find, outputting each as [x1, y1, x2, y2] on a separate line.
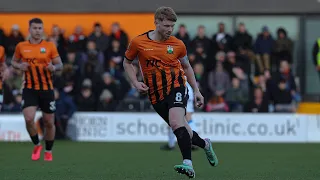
[48, 25, 67, 62]
[191, 25, 212, 55]
[175, 24, 191, 52]
[80, 61, 101, 95]
[97, 89, 117, 111]
[188, 43, 208, 69]
[81, 40, 104, 73]
[68, 25, 87, 52]
[312, 38, 320, 81]
[212, 22, 233, 53]
[232, 66, 249, 94]
[244, 87, 269, 113]
[273, 79, 296, 112]
[208, 62, 230, 99]
[0, 27, 6, 46]
[274, 60, 301, 102]
[76, 79, 96, 111]
[109, 22, 128, 51]
[254, 26, 274, 74]
[193, 62, 208, 101]
[5, 25, 24, 58]
[273, 28, 294, 65]
[104, 39, 125, 71]
[215, 51, 227, 71]
[225, 51, 251, 77]
[4, 89, 22, 112]
[233, 23, 253, 53]
[88, 22, 109, 52]
[225, 77, 248, 112]
[54, 88, 76, 139]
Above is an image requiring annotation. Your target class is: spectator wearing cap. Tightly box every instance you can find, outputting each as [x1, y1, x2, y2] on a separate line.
[5, 24, 24, 58]
[88, 22, 109, 52]
[254, 26, 275, 74]
[109, 22, 129, 51]
[212, 22, 233, 53]
[76, 79, 97, 111]
[175, 24, 191, 52]
[97, 89, 117, 111]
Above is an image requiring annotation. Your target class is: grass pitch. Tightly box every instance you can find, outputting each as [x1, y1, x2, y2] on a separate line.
[1, 141, 320, 180]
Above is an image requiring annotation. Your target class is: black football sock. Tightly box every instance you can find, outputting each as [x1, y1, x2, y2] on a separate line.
[191, 131, 206, 149]
[45, 140, 54, 151]
[174, 127, 192, 160]
[30, 134, 40, 145]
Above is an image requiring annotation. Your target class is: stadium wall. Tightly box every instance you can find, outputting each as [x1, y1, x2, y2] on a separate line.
[0, 0, 319, 14]
[1, 113, 320, 143]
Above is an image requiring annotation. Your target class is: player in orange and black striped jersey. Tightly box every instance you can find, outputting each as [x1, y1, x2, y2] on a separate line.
[11, 18, 63, 162]
[123, 6, 218, 178]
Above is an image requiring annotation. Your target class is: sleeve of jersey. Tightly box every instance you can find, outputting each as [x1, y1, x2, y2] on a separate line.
[50, 42, 60, 59]
[14, 44, 21, 59]
[125, 38, 139, 61]
[178, 40, 187, 59]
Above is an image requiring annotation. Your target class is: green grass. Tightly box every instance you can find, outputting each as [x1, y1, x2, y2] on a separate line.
[1, 141, 320, 180]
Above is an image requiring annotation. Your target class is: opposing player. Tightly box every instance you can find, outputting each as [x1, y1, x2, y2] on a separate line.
[161, 82, 199, 151]
[123, 7, 218, 178]
[11, 18, 63, 161]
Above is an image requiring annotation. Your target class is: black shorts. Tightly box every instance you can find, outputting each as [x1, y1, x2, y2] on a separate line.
[152, 86, 189, 124]
[22, 88, 56, 113]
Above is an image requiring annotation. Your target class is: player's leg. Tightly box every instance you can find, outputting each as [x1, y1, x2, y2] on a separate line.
[169, 87, 195, 178]
[152, 97, 194, 178]
[186, 83, 219, 166]
[39, 90, 56, 161]
[22, 89, 42, 161]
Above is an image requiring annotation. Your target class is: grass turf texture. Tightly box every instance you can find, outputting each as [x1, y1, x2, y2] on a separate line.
[1, 141, 319, 180]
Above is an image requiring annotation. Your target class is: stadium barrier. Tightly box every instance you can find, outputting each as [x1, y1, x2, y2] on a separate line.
[0, 112, 320, 143]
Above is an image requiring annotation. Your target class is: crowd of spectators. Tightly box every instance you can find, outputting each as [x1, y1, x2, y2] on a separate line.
[0, 21, 301, 113]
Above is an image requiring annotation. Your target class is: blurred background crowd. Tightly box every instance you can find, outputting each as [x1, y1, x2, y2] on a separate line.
[0, 21, 301, 114]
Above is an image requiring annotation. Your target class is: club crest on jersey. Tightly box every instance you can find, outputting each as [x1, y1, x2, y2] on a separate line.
[40, 47, 46, 53]
[167, 45, 174, 54]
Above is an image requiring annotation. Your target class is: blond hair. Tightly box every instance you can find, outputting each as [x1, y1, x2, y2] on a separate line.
[154, 6, 177, 22]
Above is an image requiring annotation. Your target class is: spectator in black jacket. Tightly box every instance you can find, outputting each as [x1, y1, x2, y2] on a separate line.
[175, 24, 191, 52]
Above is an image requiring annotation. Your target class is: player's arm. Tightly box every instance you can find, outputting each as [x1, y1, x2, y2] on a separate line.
[180, 55, 204, 107]
[123, 38, 148, 92]
[11, 45, 29, 72]
[180, 55, 200, 93]
[123, 57, 139, 86]
[48, 42, 63, 72]
[51, 56, 63, 71]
